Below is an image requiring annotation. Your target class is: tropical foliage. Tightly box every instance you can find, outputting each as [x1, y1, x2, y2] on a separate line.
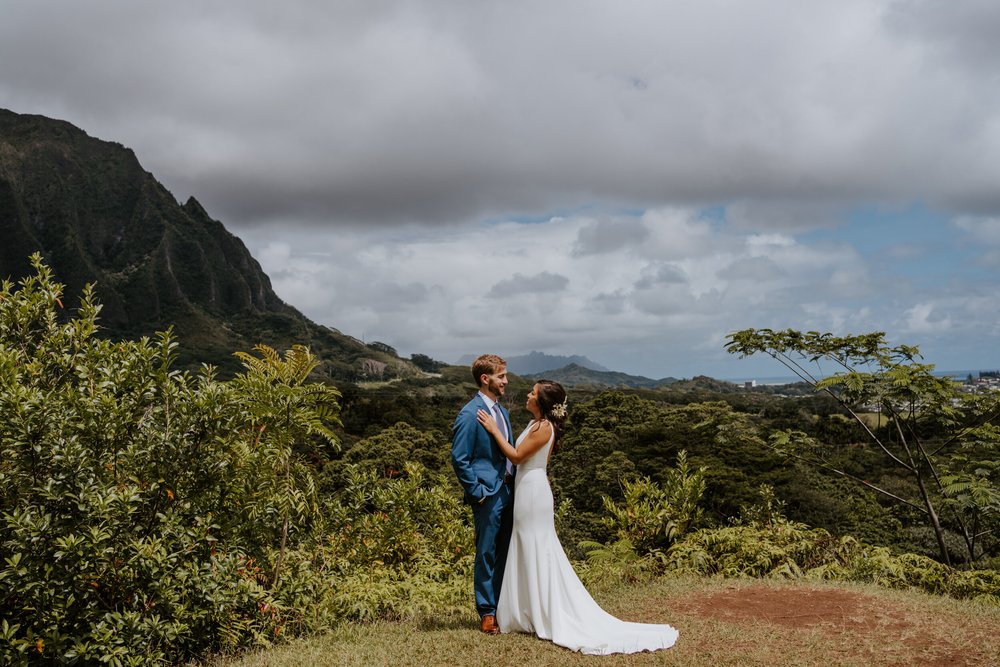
[3, 258, 999, 665]
[726, 328, 1000, 565]
[0, 256, 345, 664]
[600, 450, 706, 554]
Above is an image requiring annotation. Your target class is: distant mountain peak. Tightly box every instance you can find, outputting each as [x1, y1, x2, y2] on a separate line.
[456, 350, 610, 375]
[524, 363, 678, 389]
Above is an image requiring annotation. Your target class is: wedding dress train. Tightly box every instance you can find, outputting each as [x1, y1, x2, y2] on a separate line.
[496, 421, 679, 654]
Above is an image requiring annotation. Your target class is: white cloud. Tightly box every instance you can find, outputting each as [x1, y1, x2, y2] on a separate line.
[717, 257, 785, 282]
[901, 302, 953, 334]
[953, 216, 1000, 245]
[238, 205, 967, 376]
[3, 1, 1000, 376]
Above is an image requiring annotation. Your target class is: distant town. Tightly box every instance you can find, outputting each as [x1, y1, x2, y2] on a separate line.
[740, 370, 1000, 394]
[958, 370, 1000, 393]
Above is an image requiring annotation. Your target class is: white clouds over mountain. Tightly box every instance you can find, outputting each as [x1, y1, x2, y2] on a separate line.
[3, 1, 1000, 375]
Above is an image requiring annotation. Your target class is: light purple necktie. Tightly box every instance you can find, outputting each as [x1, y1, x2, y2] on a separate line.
[492, 404, 507, 442]
[493, 404, 514, 475]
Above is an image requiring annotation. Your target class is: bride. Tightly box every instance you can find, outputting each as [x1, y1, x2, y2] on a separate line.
[476, 380, 679, 655]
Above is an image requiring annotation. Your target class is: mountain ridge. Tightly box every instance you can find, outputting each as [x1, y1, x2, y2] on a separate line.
[457, 350, 610, 375]
[523, 362, 679, 389]
[0, 108, 415, 380]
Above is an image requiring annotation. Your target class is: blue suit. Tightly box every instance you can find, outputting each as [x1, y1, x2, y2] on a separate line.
[452, 394, 514, 617]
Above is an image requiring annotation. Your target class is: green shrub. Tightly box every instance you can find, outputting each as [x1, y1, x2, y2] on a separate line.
[577, 538, 658, 587]
[664, 519, 1000, 604]
[663, 520, 851, 578]
[0, 256, 339, 665]
[600, 450, 706, 555]
[300, 464, 474, 623]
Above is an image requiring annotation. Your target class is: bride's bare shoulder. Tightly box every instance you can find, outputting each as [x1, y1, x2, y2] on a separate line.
[529, 418, 553, 431]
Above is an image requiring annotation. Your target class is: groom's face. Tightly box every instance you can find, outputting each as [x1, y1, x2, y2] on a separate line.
[482, 367, 508, 400]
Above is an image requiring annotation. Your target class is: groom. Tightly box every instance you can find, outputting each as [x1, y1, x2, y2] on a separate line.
[451, 353, 514, 634]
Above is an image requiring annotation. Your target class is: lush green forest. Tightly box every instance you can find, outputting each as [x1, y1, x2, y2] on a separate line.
[2, 258, 999, 665]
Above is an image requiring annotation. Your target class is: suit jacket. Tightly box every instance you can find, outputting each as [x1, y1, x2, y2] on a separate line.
[451, 394, 513, 505]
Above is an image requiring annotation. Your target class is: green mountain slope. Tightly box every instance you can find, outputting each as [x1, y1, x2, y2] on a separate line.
[525, 362, 679, 388]
[0, 108, 415, 380]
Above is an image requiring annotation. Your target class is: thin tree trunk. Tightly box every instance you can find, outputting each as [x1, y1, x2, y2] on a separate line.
[891, 412, 952, 567]
[914, 471, 951, 566]
[272, 514, 289, 587]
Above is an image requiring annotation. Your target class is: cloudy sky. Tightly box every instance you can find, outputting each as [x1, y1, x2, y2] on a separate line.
[3, 1, 1000, 379]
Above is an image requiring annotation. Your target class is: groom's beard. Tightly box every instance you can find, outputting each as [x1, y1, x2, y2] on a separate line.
[487, 377, 506, 399]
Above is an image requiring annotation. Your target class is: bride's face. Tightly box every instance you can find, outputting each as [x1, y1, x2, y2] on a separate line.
[526, 384, 541, 416]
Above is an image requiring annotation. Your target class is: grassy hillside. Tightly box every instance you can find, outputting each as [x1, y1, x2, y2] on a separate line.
[209, 576, 1000, 667]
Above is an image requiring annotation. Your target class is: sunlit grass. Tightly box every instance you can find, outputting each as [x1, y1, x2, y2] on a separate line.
[831, 412, 889, 429]
[208, 576, 1000, 667]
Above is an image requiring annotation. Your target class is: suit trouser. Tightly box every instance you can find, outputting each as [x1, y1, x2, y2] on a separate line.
[471, 482, 513, 617]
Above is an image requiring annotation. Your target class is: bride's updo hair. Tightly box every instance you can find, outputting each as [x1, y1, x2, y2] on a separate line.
[535, 379, 567, 452]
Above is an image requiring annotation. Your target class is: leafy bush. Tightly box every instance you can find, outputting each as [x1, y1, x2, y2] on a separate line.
[0, 256, 340, 665]
[328, 422, 452, 489]
[663, 519, 855, 579]
[295, 464, 473, 624]
[664, 519, 1000, 604]
[577, 539, 658, 587]
[600, 450, 706, 554]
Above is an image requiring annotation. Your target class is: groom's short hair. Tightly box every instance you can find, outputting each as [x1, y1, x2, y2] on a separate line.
[472, 354, 506, 386]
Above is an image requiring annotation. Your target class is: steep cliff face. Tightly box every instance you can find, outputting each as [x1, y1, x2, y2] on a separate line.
[0, 109, 293, 329]
[0, 109, 412, 380]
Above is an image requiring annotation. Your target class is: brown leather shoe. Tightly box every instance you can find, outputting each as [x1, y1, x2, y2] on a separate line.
[480, 614, 500, 634]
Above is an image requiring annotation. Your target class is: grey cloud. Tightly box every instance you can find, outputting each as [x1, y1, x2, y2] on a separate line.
[384, 282, 433, 304]
[953, 216, 1000, 245]
[886, 0, 1000, 71]
[717, 257, 786, 282]
[488, 272, 569, 299]
[630, 287, 698, 317]
[590, 291, 627, 315]
[5, 2, 1000, 231]
[572, 218, 650, 257]
[634, 264, 687, 290]
[725, 201, 843, 233]
[972, 249, 1000, 268]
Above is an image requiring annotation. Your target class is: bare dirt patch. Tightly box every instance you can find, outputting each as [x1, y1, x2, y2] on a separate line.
[672, 584, 995, 666]
[675, 586, 884, 629]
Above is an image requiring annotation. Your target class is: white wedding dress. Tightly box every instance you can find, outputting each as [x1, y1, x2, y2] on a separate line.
[496, 420, 679, 654]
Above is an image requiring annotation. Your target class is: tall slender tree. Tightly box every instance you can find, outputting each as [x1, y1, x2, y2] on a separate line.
[726, 329, 1000, 565]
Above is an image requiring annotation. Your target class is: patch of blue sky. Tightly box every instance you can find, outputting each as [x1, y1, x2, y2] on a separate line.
[482, 207, 589, 226]
[694, 205, 728, 232]
[695, 205, 727, 222]
[801, 202, 983, 288]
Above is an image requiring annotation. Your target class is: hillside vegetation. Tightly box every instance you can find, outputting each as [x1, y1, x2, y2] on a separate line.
[2, 260, 999, 666]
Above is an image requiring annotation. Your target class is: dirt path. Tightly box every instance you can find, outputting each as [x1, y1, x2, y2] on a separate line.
[670, 584, 997, 666]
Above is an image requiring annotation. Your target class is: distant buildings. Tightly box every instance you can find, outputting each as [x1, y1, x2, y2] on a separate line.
[959, 371, 1000, 393]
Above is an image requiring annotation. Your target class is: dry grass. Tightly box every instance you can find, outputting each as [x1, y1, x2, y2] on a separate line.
[831, 412, 889, 429]
[209, 576, 1000, 667]
[858, 413, 889, 429]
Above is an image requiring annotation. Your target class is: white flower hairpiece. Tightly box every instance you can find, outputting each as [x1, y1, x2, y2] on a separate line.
[549, 401, 568, 419]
